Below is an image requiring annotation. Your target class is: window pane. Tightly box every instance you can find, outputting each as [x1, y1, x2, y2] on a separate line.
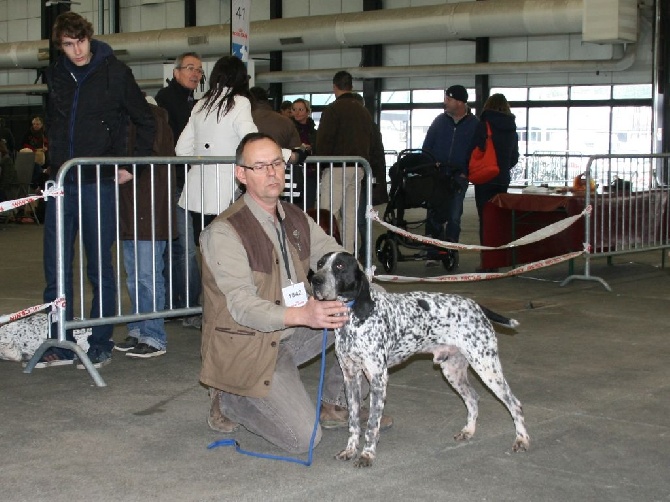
[511, 107, 527, 156]
[283, 94, 308, 103]
[611, 106, 652, 153]
[568, 107, 611, 153]
[528, 86, 568, 101]
[613, 84, 652, 99]
[380, 109, 410, 155]
[381, 91, 410, 104]
[413, 89, 445, 103]
[527, 107, 567, 153]
[311, 93, 334, 106]
[570, 86, 611, 100]
[411, 108, 443, 149]
[491, 88, 527, 101]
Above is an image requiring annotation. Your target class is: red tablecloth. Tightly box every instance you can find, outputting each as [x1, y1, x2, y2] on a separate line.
[481, 192, 584, 269]
[481, 190, 669, 269]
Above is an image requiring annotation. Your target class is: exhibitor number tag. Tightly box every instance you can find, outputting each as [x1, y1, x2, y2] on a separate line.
[282, 282, 308, 307]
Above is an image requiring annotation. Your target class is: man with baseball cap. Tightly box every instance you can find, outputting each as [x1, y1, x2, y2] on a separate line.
[421, 84, 479, 266]
[445, 84, 469, 103]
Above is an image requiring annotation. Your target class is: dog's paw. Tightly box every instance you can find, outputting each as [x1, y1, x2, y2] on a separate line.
[453, 429, 474, 442]
[353, 452, 374, 468]
[512, 437, 529, 452]
[335, 448, 357, 462]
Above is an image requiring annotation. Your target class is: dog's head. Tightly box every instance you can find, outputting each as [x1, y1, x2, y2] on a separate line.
[311, 252, 374, 321]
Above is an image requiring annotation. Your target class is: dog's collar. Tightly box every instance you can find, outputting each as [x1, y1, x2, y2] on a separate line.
[344, 300, 355, 308]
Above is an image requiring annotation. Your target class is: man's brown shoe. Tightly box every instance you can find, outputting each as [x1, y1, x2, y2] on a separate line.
[320, 402, 393, 431]
[207, 388, 239, 433]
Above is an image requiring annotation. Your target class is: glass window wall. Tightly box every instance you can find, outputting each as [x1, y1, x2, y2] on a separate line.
[287, 85, 652, 160]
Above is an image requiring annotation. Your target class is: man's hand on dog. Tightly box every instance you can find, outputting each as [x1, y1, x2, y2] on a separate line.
[285, 297, 349, 329]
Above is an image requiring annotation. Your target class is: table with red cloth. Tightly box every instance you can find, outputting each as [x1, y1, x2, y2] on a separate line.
[480, 191, 584, 269]
[480, 190, 669, 269]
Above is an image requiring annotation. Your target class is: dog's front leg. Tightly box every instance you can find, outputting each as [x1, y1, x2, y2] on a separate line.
[354, 368, 388, 468]
[335, 362, 361, 462]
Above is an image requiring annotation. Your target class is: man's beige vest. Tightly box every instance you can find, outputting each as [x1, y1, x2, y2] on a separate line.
[200, 197, 311, 398]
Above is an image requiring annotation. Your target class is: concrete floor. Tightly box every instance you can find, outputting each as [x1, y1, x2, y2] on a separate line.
[1, 196, 670, 502]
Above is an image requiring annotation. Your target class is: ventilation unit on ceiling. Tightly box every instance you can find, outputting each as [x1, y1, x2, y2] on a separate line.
[582, 0, 638, 44]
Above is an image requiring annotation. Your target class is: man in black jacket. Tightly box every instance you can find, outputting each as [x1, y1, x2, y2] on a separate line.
[155, 52, 203, 328]
[40, 12, 155, 369]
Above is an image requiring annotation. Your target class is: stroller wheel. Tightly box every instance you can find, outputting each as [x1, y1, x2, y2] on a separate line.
[442, 249, 459, 271]
[375, 235, 398, 274]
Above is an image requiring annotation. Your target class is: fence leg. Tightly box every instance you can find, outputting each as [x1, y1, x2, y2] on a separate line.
[22, 339, 107, 387]
[561, 253, 612, 291]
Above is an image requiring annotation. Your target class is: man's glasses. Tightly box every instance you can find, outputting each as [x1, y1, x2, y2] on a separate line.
[178, 65, 205, 75]
[238, 160, 286, 172]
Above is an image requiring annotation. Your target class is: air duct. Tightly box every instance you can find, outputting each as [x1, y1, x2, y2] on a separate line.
[255, 44, 636, 84]
[0, 0, 590, 69]
[0, 43, 636, 94]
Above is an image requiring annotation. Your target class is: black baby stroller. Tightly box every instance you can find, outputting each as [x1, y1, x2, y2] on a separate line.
[375, 149, 461, 274]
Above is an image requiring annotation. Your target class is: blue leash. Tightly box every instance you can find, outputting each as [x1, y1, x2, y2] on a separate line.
[207, 328, 329, 466]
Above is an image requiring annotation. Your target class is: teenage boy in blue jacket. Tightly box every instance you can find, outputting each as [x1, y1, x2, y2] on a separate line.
[39, 12, 155, 369]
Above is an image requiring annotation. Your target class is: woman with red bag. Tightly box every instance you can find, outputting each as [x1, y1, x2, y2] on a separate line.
[474, 93, 520, 244]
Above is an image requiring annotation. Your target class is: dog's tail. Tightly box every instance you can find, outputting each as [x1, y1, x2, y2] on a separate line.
[479, 304, 519, 329]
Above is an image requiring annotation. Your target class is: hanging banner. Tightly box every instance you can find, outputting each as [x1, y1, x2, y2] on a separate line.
[231, 0, 251, 63]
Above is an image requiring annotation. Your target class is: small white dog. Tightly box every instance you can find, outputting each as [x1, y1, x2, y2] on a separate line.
[0, 313, 90, 363]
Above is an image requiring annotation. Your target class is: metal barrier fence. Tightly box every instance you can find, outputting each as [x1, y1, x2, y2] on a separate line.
[557, 153, 670, 290]
[24, 155, 372, 386]
[511, 151, 592, 187]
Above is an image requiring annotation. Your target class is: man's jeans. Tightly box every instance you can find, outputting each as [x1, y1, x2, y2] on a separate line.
[123, 240, 167, 350]
[217, 327, 369, 454]
[43, 181, 116, 352]
[426, 185, 467, 243]
[164, 192, 201, 309]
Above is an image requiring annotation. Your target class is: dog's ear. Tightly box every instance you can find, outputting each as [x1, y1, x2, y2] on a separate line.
[352, 267, 374, 321]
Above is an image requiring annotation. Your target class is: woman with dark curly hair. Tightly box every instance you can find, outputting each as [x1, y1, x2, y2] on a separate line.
[176, 55, 258, 242]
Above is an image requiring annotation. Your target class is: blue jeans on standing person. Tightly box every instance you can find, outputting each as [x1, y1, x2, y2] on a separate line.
[164, 190, 201, 309]
[43, 180, 117, 356]
[123, 240, 167, 351]
[426, 174, 468, 244]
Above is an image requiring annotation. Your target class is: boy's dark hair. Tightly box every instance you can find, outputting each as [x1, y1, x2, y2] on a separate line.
[51, 12, 94, 48]
[333, 71, 353, 91]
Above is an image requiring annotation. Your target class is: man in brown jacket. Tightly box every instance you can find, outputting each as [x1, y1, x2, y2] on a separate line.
[249, 87, 301, 150]
[199, 132, 390, 453]
[115, 99, 176, 358]
[316, 71, 380, 254]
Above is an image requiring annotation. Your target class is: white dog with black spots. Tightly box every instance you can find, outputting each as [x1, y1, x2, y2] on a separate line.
[310, 251, 530, 468]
